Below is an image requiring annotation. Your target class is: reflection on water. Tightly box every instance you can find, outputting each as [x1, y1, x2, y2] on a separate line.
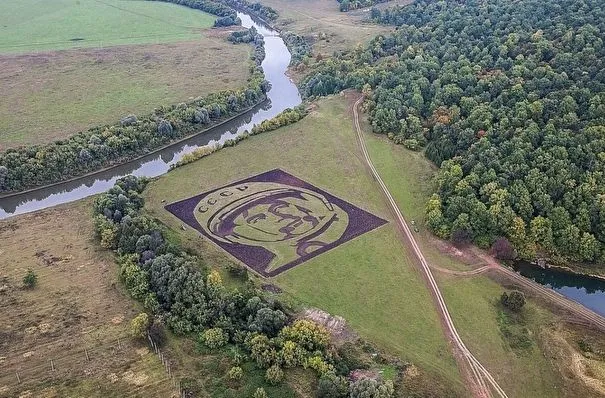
[514, 261, 605, 317]
[0, 11, 301, 219]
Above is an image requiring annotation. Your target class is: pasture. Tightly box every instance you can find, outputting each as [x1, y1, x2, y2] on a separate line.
[0, 200, 175, 397]
[0, 0, 216, 53]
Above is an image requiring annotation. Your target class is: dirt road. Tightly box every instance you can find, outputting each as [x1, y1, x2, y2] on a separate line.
[352, 96, 507, 398]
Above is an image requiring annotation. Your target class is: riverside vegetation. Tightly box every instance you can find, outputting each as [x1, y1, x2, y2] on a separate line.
[0, 25, 268, 193]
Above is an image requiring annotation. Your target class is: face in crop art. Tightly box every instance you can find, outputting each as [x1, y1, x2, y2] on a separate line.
[165, 169, 386, 277]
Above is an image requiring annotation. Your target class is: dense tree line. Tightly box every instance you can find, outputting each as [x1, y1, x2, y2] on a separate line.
[93, 176, 394, 396]
[0, 33, 269, 193]
[282, 32, 313, 65]
[301, 0, 605, 266]
[174, 105, 308, 167]
[145, 0, 240, 26]
[216, 0, 278, 22]
[337, 0, 391, 13]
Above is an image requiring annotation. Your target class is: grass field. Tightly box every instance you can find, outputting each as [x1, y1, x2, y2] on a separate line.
[257, 0, 399, 72]
[0, 37, 250, 148]
[0, 0, 216, 54]
[144, 95, 464, 394]
[0, 200, 175, 397]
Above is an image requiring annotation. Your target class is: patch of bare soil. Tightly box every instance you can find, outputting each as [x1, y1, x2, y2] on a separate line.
[0, 200, 172, 397]
[301, 308, 355, 342]
[540, 325, 605, 397]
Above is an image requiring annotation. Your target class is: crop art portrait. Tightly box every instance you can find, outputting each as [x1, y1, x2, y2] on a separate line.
[165, 169, 387, 277]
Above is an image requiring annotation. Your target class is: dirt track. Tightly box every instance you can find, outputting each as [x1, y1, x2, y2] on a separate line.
[352, 96, 507, 398]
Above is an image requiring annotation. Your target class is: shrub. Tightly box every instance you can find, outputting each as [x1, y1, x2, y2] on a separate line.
[501, 291, 526, 312]
[201, 328, 228, 349]
[22, 269, 38, 289]
[253, 387, 268, 398]
[130, 313, 150, 338]
[492, 237, 516, 260]
[265, 364, 284, 385]
[349, 378, 395, 398]
[317, 373, 349, 398]
[227, 366, 244, 380]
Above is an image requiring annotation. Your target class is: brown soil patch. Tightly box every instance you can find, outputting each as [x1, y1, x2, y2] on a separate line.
[540, 325, 605, 397]
[0, 200, 172, 397]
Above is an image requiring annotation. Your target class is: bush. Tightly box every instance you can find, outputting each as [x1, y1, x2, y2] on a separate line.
[492, 237, 516, 260]
[349, 378, 395, 398]
[317, 373, 348, 398]
[130, 313, 150, 338]
[201, 328, 228, 349]
[265, 364, 284, 385]
[227, 366, 244, 380]
[501, 291, 526, 312]
[22, 269, 37, 289]
[253, 387, 268, 398]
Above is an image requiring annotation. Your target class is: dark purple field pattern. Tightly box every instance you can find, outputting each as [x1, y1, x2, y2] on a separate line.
[165, 169, 387, 277]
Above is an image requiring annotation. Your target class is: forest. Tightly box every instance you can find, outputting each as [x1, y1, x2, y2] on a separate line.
[301, 0, 605, 266]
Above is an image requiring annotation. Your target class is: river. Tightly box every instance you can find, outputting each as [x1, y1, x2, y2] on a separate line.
[514, 261, 605, 317]
[1, 11, 603, 320]
[0, 12, 300, 219]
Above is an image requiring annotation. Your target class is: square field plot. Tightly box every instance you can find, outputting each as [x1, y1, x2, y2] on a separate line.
[165, 169, 387, 277]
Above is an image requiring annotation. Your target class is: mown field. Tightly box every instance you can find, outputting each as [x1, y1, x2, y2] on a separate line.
[0, 0, 252, 149]
[0, 0, 216, 53]
[0, 200, 175, 397]
[0, 38, 250, 148]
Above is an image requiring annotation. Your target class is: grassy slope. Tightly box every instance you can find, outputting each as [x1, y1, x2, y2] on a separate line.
[0, 40, 250, 148]
[363, 122, 564, 396]
[144, 96, 463, 391]
[0, 0, 215, 53]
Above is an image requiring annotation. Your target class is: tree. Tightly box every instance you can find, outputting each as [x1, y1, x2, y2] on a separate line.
[130, 313, 150, 338]
[279, 320, 330, 351]
[228, 366, 243, 380]
[248, 307, 286, 337]
[491, 237, 516, 260]
[22, 269, 37, 289]
[265, 365, 284, 385]
[501, 291, 526, 312]
[201, 328, 228, 349]
[253, 388, 268, 398]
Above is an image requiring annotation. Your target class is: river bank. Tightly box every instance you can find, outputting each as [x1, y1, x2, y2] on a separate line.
[0, 11, 301, 219]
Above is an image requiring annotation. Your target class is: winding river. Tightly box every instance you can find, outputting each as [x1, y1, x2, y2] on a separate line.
[0, 11, 603, 319]
[0, 12, 300, 219]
